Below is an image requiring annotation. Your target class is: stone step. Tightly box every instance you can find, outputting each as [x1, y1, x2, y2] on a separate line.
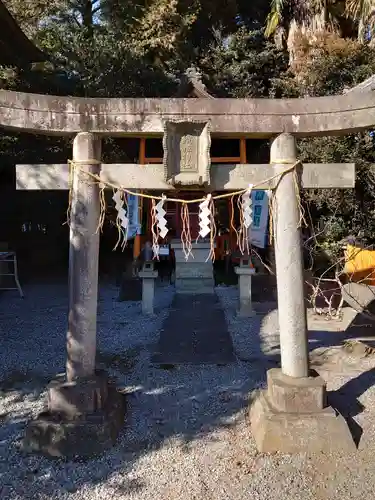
[175, 277, 215, 294]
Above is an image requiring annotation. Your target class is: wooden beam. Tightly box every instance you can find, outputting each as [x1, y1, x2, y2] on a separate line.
[16, 163, 356, 191]
[147, 156, 244, 164]
[146, 198, 152, 240]
[133, 234, 141, 259]
[139, 138, 146, 165]
[175, 201, 179, 235]
[211, 157, 241, 163]
[228, 197, 234, 249]
[240, 138, 247, 164]
[144, 157, 163, 163]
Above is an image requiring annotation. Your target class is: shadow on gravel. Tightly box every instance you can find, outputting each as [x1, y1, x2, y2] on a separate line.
[0, 366, 263, 499]
[308, 322, 375, 447]
[0, 283, 274, 499]
[327, 367, 375, 446]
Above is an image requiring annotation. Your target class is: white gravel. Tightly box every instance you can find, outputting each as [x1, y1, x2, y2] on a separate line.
[1, 283, 375, 500]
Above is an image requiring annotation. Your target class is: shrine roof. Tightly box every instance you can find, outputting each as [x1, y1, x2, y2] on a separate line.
[175, 68, 214, 99]
[0, 0, 47, 67]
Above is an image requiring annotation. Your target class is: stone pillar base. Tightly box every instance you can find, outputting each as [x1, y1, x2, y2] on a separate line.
[250, 368, 355, 453]
[23, 371, 126, 458]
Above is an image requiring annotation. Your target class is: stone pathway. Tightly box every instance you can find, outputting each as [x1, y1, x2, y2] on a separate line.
[152, 293, 235, 365]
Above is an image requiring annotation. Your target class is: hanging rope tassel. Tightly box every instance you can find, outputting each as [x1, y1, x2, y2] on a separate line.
[207, 196, 217, 262]
[112, 189, 129, 250]
[238, 184, 253, 255]
[150, 198, 159, 259]
[181, 203, 193, 260]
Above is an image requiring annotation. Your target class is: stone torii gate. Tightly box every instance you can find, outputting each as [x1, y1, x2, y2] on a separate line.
[2, 89, 370, 456]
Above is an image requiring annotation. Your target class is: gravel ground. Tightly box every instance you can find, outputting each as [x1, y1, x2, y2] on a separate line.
[1, 283, 375, 499]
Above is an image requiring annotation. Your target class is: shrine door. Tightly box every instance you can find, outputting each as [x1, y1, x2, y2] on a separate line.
[166, 193, 201, 240]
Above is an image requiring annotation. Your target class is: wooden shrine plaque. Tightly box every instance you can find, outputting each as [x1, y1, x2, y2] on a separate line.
[163, 120, 211, 187]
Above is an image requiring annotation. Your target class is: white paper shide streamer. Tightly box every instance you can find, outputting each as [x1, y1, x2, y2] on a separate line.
[112, 190, 128, 239]
[198, 194, 212, 238]
[156, 195, 168, 239]
[153, 195, 168, 257]
[241, 184, 253, 229]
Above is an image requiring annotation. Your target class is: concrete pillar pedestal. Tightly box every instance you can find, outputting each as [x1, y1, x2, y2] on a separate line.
[249, 133, 355, 453]
[250, 368, 355, 453]
[139, 261, 158, 314]
[24, 370, 126, 458]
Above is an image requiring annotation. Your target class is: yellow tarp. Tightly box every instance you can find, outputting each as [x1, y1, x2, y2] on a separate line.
[344, 244, 375, 285]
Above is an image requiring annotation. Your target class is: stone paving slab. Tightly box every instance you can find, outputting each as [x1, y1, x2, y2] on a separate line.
[152, 293, 235, 365]
[307, 307, 358, 331]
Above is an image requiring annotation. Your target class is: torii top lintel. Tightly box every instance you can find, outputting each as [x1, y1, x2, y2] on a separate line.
[1, 89, 375, 137]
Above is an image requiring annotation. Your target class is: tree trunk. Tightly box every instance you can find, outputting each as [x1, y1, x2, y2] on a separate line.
[82, 0, 94, 35]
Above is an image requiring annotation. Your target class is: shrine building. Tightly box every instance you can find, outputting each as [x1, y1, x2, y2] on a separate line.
[128, 69, 270, 265]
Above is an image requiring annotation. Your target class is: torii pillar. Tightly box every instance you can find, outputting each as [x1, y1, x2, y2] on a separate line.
[24, 133, 126, 458]
[66, 132, 101, 381]
[249, 134, 355, 453]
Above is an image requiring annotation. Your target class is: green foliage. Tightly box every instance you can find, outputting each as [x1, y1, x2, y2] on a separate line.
[289, 32, 375, 94]
[2, 0, 375, 262]
[278, 37, 375, 252]
[3, 0, 63, 36]
[301, 135, 375, 241]
[0, 66, 18, 88]
[200, 28, 288, 98]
